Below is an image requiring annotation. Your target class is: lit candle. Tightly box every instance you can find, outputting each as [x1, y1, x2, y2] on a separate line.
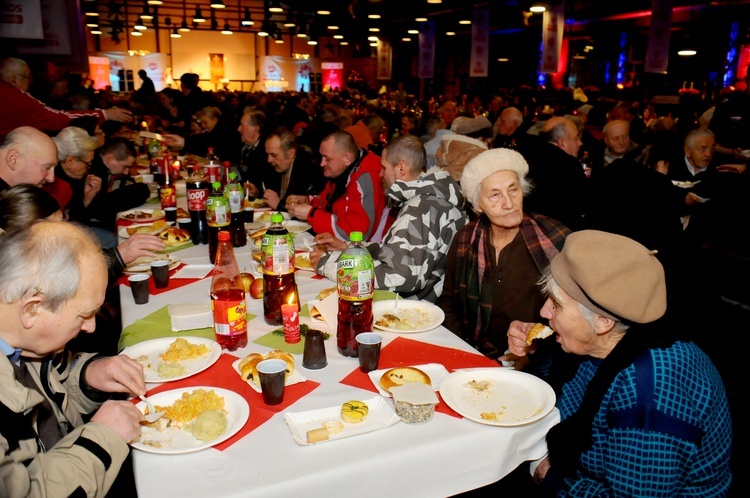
[281, 292, 301, 344]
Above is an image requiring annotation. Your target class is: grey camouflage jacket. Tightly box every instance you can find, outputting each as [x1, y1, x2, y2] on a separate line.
[318, 168, 468, 302]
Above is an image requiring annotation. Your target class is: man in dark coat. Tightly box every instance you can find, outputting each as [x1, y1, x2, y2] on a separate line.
[263, 127, 324, 210]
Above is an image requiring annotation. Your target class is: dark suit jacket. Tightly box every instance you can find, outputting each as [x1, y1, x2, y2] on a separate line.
[238, 135, 281, 195]
[87, 155, 150, 230]
[516, 136, 590, 230]
[276, 148, 324, 211]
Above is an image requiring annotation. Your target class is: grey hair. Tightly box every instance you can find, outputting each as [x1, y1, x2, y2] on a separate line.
[538, 266, 629, 332]
[53, 127, 98, 162]
[0, 57, 27, 83]
[268, 127, 298, 155]
[684, 127, 714, 149]
[543, 120, 569, 144]
[384, 135, 426, 175]
[0, 222, 99, 312]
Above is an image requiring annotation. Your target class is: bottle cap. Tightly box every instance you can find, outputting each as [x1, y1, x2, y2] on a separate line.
[218, 230, 231, 241]
[212, 181, 221, 189]
[349, 231, 363, 242]
[229, 172, 237, 179]
[271, 213, 284, 223]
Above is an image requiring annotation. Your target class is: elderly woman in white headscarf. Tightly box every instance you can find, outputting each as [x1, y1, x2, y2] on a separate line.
[437, 148, 570, 361]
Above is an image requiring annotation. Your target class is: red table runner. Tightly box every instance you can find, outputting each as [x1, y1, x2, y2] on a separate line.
[140, 354, 319, 450]
[119, 263, 213, 295]
[339, 336, 499, 418]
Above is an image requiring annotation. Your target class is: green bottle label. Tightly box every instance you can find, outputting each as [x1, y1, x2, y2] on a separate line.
[337, 255, 374, 301]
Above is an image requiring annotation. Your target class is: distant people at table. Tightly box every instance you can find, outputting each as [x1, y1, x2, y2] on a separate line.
[0, 57, 133, 136]
[438, 148, 569, 360]
[237, 108, 281, 198]
[312, 135, 468, 302]
[286, 130, 390, 242]
[0, 126, 57, 191]
[164, 106, 241, 163]
[515, 116, 590, 230]
[506, 230, 732, 496]
[439, 100, 459, 129]
[587, 119, 645, 174]
[133, 69, 155, 105]
[262, 127, 324, 210]
[344, 113, 385, 150]
[177, 72, 209, 133]
[709, 71, 750, 164]
[492, 107, 526, 150]
[0, 220, 148, 497]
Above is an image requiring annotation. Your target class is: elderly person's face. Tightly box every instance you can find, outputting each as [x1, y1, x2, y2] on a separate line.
[319, 137, 352, 179]
[560, 121, 582, 158]
[604, 122, 631, 155]
[539, 285, 597, 356]
[238, 114, 260, 145]
[441, 102, 458, 125]
[27, 251, 106, 358]
[10, 141, 58, 186]
[62, 149, 94, 180]
[685, 134, 715, 169]
[478, 170, 524, 229]
[497, 110, 519, 137]
[265, 135, 295, 173]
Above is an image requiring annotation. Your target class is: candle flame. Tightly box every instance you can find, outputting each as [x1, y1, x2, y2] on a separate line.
[286, 291, 297, 305]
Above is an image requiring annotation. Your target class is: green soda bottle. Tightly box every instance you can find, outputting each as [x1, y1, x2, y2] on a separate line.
[336, 231, 374, 357]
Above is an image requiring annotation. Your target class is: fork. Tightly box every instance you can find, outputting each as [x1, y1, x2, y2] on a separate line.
[392, 293, 400, 313]
[139, 394, 165, 423]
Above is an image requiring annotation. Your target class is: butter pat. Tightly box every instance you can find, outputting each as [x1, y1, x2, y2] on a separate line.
[168, 304, 213, 332]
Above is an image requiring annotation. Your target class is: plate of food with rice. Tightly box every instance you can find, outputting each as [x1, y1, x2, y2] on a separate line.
[121, 337, 221, 383]
[133, 387, 249, 454]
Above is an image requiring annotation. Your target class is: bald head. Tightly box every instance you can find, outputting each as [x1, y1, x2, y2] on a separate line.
[542, 117, 582, 158]
[497, 107, 523, 137]
[603, 120, 631, 156]
[0, 57, 31, 92]
[0, 126, 58, 187]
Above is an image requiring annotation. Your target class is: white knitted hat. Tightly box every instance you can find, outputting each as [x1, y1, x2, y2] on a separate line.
[460, 148, 529, 210]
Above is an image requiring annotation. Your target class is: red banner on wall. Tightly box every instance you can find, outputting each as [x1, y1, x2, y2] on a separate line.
[541, 5, 564, 74]
[470, 9, 489, 77]
[377, 39, 392, 80]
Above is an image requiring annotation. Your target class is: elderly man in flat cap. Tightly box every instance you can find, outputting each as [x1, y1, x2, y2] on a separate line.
[506, 230, 733, 496]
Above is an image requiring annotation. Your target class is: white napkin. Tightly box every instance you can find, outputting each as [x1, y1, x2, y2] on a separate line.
[312, 290, 339, 330]
[168, 303, 212, 332]
[171, 264, 213, 279]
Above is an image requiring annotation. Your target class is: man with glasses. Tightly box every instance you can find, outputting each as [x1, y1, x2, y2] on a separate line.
[0, 57, 133, 136]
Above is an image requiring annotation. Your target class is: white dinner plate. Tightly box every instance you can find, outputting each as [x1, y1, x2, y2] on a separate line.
[671, 179, 701, 189]
[123, 254, 180, 274]
[372, 300, 445, 333]
[439, 368, 556, 427]
[284, 396, 400, 446]
[285, 220, 311, 234]
[294, 252, 315, 271]
[254, 211, 291, 224]
[132, 387, 249, 454]
[118, 208, 165, 222]
[118, 221, 170, 239]
[121, 336, 221, 383]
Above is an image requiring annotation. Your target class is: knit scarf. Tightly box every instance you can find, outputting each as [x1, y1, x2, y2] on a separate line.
[459, 214, 563, 344]
[545, 319, 677, 479]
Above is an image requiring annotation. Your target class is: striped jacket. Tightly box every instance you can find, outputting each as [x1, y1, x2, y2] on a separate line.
[0, 352, 129, 498]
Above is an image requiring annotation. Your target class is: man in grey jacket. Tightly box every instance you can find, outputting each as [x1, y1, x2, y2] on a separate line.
[0, 221, 146, 497]
[312, 135, 468, 302]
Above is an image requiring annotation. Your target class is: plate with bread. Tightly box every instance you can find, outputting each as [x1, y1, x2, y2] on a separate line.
[119, 219, 170, 238]
[133, 386, 249, 454]
[294, 252, 315, 271]
[124, 254, 180, 274]
[367, 364, 449, 397]
[156, 226, 192, 247]
[121, 337, 221, 383]
[284, 396, 399, 446]
[439, 368, 556, 427]
[119, 208, 165, 222]
[372, 300, 445, 333]
[232, 350, 307, 392]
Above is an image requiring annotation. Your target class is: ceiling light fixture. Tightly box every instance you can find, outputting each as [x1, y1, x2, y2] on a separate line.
[84, 7, 98, 17]
[210, 0, 226, 9]
[180, 18, 190, 31]
[367, 35, 378, 41]
[140, 6, 153, 20]
[446, 31, 455, 36]
[459, 19, 471, 25]
[407, 29, 418, 34]
[193, 8, 206, 23]
[258, 23, 269, 36]
[317, 10, 330, 15]
[402, 37, 411, 41]
[530, 4, 546, 13]
[241, 8, 254, 26]
[297, 25, 308, 37]
[369, 27, 379, 32]
[369, 42, 377, 47]
[427, 0, 442, 4]
[340, 41, 348, 45]
[131, 30, 143, 36]
[274, 34, 284, 43]
[368, 14, 381, 19]
[415, 17, 427, 22]
[333, 34, 343, 39]
[328, 25, 339, 30]
[171, 28, 181, 38]
[221, 22, 233, 34]
[678, 49, 697, 56]
[308, 39, 318, 45]
[86, 20, 99, 27]
[91, 28, 102, 35]
[269, 1, 283, 13]
[497, 57, 509, 62]
[134, 21, 147, 30]
[147, 0, 163, 5]
[283, 14, 295, 28]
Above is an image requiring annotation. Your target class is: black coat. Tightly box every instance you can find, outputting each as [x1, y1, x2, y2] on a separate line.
[276, 148, 324, 210]
[238, 135, 281, 195]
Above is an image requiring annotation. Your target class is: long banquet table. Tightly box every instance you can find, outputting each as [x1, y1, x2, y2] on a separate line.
[118, 220, 560, 497]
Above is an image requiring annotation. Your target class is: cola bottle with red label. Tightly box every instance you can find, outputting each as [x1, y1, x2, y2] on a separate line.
[186, 168, 210, 245]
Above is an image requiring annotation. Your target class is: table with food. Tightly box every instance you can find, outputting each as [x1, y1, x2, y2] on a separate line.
[117, 200, 560, 497]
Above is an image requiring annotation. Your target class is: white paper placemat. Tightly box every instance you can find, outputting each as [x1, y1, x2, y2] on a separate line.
[171, 264, 213, 279]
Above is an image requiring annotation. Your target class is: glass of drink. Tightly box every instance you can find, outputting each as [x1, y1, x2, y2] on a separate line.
[355, 332, 382, 373]
[257, 359, 286, 405]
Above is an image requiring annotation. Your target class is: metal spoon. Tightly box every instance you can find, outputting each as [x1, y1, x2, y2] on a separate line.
[139, 394, 165, 423]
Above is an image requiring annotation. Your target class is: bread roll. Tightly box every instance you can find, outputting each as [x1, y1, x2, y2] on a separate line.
[158, 227, 191, 246]
[265, 349, 294, 377]
[525, 323, 554, 345]
[379, 367, 431, 393]
[238, 353, 264, 385]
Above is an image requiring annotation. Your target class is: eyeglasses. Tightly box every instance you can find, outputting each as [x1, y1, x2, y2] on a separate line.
[75, 157, 93, 168]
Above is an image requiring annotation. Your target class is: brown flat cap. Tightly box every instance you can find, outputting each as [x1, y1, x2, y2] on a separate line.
[550, 230, 666, 323]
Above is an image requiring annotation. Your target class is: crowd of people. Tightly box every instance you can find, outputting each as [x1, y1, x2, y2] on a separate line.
[0, 54, 745, 496]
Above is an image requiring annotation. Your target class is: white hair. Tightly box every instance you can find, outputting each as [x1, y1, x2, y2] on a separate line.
[53, 127, 99, 162]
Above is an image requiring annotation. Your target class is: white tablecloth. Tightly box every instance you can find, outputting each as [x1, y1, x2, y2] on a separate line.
[120, 233, 559, 498]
